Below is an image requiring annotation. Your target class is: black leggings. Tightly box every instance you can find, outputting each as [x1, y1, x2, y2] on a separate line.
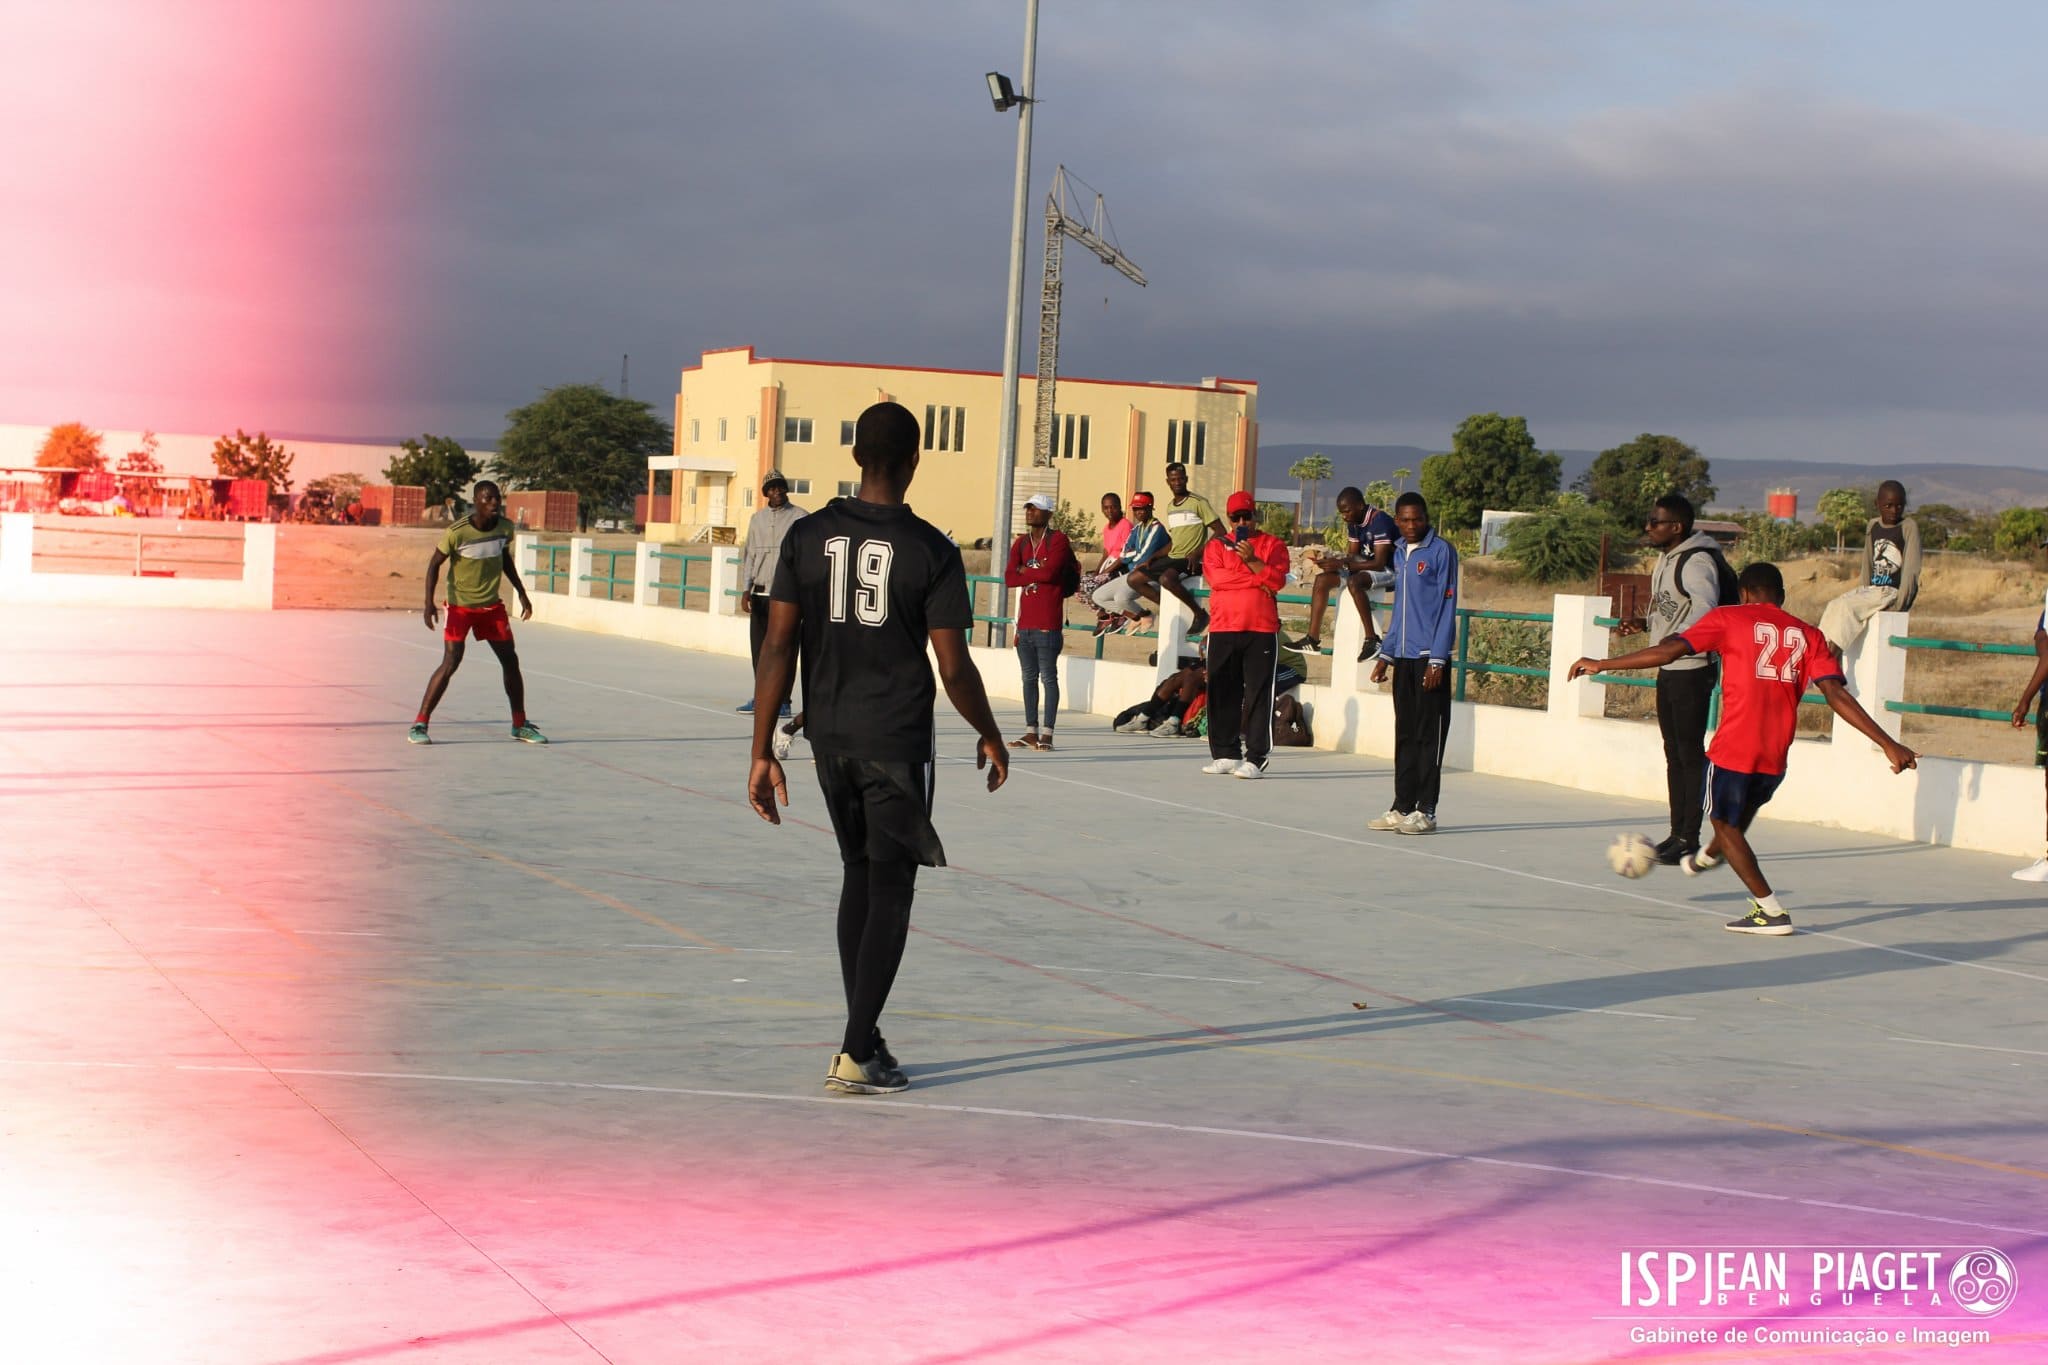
[838, 858, 919, 1060]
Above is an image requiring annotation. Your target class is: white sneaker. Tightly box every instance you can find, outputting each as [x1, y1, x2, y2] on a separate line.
[1114, 715, 1153, 734]
[1682, 851, 1722, 877]
[1397, 810, 1437, 835]
[1151, 717, 1182, 738]
[1233, 759, 1266, 779]
[1201, 757, 1239, 775]
[771, 720, 799, 761]
[1367, 809, 1406, 831]
[2013, 858, 2048, 883]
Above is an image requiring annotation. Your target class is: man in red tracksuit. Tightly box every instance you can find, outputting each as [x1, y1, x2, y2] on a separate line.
[1199, 491, 1290, 778]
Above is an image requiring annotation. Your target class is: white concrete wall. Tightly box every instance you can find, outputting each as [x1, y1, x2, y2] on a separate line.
[0, 514, 274, 609]
[510, 563, 2044, 859]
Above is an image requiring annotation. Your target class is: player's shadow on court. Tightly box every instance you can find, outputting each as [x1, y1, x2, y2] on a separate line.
[911, 931, 2048, 1087]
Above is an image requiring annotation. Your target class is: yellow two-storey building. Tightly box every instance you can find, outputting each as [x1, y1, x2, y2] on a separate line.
[645, 346, 1259, 546]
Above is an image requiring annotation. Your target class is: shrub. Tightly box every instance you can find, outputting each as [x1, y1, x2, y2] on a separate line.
[1500, 501, 1610, 582]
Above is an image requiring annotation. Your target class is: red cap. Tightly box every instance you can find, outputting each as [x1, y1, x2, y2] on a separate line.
[1129, 492, 1154, 509]
[1225, 491, 1256, 516]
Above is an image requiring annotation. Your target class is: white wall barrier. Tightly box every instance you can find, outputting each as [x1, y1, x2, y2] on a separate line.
[512, 552, 2041, 859]
[0, 514, 275, 609]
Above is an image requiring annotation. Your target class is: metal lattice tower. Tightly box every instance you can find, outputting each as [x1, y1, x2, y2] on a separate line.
[1031, 166, 1145, 467]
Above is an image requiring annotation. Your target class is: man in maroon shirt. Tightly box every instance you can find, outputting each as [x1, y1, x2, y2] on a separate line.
[1004, 492, 1079, 751]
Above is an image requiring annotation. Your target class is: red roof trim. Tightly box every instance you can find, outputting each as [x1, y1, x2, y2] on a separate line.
[684, 346, 1254, 395]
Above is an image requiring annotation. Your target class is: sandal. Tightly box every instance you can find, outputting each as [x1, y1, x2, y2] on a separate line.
[1033, 736, 1055, 752]
[1009, 735, 1038, 748]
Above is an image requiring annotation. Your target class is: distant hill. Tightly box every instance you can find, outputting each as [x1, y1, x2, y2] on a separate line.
[1259, 444, 2048, 519]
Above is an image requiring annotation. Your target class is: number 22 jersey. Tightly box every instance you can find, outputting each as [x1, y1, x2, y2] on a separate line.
[1678, 603, 1844, 776]
[770, 497, 973, 761]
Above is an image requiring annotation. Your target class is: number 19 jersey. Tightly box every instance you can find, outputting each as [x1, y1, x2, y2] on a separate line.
[770, 497, 973, 761]
[1679, 603, 1844, 775]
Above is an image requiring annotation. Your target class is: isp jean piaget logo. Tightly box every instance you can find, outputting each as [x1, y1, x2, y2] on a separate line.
[1621, 1246, 2018, 1318]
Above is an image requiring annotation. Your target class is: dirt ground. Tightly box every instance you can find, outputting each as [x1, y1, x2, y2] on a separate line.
[98, 525, 2045, 767]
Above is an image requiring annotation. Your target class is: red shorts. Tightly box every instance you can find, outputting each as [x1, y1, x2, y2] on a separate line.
[445, 602, 513, 643]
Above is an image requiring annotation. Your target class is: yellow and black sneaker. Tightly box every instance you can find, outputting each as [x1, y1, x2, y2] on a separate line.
[1725, 903, 1794, 936]
[826, 1051, 908, 1095]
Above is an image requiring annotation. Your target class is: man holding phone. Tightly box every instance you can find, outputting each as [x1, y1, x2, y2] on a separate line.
[1198, 491, 1289, 778]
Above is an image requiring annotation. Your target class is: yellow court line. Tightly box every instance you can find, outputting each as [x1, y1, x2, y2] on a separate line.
[203, 728, 728, 950]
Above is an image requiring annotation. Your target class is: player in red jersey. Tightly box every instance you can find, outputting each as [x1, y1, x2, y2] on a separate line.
[1571, 562, 1916, 936]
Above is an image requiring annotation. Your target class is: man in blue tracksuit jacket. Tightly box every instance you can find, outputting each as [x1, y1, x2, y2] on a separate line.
[1368, 492, 1459, 834]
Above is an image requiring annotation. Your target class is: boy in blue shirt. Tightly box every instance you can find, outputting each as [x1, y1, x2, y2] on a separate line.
[1367, 493, 1458, 834]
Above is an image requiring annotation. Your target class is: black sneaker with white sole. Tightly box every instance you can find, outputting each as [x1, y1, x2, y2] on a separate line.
[825, 1051, 908, 1094]
[1724, 904, 1794, 936]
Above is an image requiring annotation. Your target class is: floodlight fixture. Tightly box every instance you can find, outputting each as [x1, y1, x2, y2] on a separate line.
[986, 71, 1027, 113]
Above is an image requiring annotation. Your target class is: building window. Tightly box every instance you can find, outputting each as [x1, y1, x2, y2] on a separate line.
[840, 420, 856, 446]
[689, 419, 700, 442]
[922, 405, 966, 452]
[1166, 418, 1208, 466]
[786, 477, 812, 494]
[718, 418, 727, 442]
[1060, 413, 1090, 460]
[783, 417, 813, 444]
[837, 480, 859, 497]
[743, 489, 754, 507]
[747, 416, 757, 440]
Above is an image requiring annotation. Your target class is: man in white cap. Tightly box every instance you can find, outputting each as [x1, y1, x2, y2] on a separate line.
[1003, 492, 1078, 750]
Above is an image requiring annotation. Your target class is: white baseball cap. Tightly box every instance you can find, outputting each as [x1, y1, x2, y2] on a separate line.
[1024, 493, 1056, 511]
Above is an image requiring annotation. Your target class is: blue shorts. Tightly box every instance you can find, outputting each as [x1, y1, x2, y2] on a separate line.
[1704, 763, 1783, 832]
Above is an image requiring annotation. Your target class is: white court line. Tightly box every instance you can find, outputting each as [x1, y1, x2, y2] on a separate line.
[175, 926, 389, 938]
[618, 944, 794, 954]
[1890, 1036, 2048, 1060]
[1445, 996, 1694, 1022]
[4, 1054, 2042, 1240]
[1032, 964, 1263, 985]
[351, 631, 2048, 987]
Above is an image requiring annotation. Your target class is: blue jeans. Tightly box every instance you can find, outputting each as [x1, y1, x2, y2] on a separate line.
[1015, 629, 1062, 731]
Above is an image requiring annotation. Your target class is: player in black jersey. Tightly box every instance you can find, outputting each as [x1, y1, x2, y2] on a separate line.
[746, 401, 1009, 1095]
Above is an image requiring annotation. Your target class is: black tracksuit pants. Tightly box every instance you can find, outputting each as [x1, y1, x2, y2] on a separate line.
[1655, 663, 1716, 848]
[1391, 656, 1451, 815]
[1205, 630, 1278, 764]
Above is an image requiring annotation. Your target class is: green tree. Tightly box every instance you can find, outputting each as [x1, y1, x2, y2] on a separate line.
[1288, 453, 1334, 532]
[1816, 486, 1872, 554]
[384, 435, 478, 507]
[1910, 502, 1975, 550]
[1728, 511, 1822, 567]
[1419, 413, 1561, 531]
[1363, 478, 1396, 508]
[1391, 466, 1412, 493]
[116, 431, 162, 502]
[493, 383, 671, 530]
[1050, 498, 1093, 545]
[1992, 507, 2048, 558]
[1499, 499, 1609, 583]
[212, 429, 295, 492]
[1257, 501, 1295, 540]
[36, 421, 106, 470]
[1577, 433, 1715, 530]
[306, 472, 370, 514]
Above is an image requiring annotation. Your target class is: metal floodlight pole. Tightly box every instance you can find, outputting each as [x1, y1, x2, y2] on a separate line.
[988, 0, 1038, 623]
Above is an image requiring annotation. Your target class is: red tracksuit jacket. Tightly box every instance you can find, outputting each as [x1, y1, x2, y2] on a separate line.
[1200, 530, 1289, 633]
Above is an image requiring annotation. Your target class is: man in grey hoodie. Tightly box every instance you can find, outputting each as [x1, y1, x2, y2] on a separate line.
[1634, 494, 1733, 865]
[738, 471, 807, 716]
[1818, 480, 1920, 660]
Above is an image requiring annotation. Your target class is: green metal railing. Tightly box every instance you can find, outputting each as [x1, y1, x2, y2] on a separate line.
[529, 543, 568, 592]
[580, 547, 636, 601]
[649, 550, 712, 606]
[1886, 634, 2038, 723]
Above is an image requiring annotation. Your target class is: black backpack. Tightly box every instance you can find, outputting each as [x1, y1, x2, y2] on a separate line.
[1675, 544, 1739, 609]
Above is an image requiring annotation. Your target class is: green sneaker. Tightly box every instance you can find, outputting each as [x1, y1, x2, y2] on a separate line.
[510, 723, 549, 744]
[1725, 903, 1793, 936]
[406, 723, 431, 745]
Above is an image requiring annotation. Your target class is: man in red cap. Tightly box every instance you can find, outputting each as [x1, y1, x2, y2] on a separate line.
[1198, 492, 1290, 777]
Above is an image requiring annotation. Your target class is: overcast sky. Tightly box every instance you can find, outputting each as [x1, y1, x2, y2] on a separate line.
[4, 0, 2047, 465]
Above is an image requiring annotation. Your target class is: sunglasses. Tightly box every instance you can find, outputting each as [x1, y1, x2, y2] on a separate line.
[1229, 511, 1258, 521]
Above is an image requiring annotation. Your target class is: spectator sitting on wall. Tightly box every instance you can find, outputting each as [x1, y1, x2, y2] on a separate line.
[1288, 485, 1395, 660]
[1078, 492, 1132, 629]
[1091, 492, 1172, 634]
[1129, 462, 1224, 636]
[1818, 480, 1920, 661]
[1113, 662, 1207, 737]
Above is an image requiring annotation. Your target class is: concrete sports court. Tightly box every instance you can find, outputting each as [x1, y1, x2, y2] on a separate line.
[4, 604, 2045, 1364]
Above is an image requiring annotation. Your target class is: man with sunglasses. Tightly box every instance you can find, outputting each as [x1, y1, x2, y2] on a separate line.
[1197, 492, 1289, 777]
[1634, 494, 1735, 865]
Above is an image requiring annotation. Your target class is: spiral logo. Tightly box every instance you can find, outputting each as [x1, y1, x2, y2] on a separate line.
[1948, 1249, 2017, 1317]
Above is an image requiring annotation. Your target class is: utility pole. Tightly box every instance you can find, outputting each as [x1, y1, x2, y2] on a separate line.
[988, 0, 1038, 625]
[620, 353, 629, 398]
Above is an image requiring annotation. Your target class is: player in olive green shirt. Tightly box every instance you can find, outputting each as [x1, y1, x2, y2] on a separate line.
[409, 480, 546, 744]
[1127, 460, 1224, 635]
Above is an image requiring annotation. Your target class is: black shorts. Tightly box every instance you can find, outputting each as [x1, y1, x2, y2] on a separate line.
[1704, 762, 1784, 832]
[813, 753, 946, 867]
[1159, 555, 1198, 577]
[2036, 705, 2047, 769]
